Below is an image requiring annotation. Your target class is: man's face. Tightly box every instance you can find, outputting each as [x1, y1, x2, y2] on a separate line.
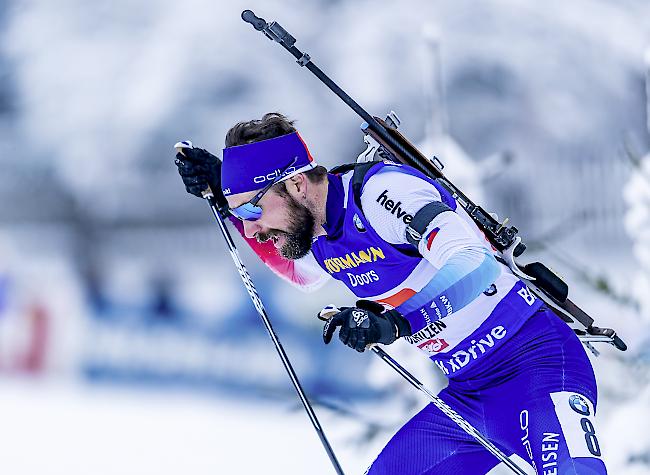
[226, 185, 316, 260]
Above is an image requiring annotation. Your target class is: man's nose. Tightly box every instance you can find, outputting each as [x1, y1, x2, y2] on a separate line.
[242, 219, 261, 239]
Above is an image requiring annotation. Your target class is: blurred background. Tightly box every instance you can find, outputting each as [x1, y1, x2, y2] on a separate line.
[0, 0, 649, 473]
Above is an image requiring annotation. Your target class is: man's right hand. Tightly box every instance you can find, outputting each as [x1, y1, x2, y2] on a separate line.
[174, 145, 228, 210]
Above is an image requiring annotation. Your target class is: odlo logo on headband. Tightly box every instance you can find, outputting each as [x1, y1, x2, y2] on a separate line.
[253, 166, 297, 184]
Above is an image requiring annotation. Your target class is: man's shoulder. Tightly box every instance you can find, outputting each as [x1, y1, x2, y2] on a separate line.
[353, 164, 444, 244]
[359, 164, 442, 207]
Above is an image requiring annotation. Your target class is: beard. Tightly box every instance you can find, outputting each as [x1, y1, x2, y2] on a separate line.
[257, 193, 315, 260]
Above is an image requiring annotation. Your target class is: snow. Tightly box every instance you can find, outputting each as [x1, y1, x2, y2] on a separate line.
[0, 379, 380, 475]
[0, 355, 645, 475]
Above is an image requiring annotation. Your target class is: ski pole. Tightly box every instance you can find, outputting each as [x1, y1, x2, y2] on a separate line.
[369, 346, 531, 475]
[175, 145, 346, 475]
[318, 306, 530, 475]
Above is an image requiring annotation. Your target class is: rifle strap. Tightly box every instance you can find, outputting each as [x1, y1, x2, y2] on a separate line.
[404, 201, 453, 248]
[329, 161, 422, 259]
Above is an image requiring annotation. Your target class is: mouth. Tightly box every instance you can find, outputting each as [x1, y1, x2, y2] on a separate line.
[258, 231, 284, 248]
[271, 234, 285, 249]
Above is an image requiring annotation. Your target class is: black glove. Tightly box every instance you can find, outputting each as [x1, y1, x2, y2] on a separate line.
[174, 146, 228, 212]
[322, 300, 412, 353]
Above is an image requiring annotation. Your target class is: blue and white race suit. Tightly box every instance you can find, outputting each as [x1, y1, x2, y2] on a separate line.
[237, 162, 607, 474]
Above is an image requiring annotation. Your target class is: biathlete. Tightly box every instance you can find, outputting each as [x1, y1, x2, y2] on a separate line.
[175, 112, 607, 475]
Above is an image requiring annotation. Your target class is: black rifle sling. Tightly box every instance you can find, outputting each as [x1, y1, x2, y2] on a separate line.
[404, 202, 453, 248]
[336, 162, 453, 252]
[330, 161, 420, 258]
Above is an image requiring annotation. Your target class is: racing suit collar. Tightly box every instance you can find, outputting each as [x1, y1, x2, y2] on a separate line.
[322, 173, 345, 239]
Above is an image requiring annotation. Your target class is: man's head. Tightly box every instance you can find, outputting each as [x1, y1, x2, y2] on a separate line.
[221, 113, 329, 260]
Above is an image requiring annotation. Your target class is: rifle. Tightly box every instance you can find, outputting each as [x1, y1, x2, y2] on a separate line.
[241, 10, 626, 354]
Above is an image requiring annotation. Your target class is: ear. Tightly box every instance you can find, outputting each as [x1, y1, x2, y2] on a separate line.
[284, 173, 308, 198]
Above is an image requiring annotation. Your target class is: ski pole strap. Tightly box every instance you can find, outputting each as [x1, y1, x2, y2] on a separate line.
[405, 201, 453, 247]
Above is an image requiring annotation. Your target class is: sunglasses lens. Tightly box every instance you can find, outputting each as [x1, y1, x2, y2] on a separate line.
[230, 203, 262, 221]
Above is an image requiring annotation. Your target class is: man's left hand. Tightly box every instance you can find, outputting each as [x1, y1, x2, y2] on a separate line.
[321, 300, 411, 353]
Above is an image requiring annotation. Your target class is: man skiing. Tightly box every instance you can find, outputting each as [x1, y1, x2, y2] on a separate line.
[175, 112, 607, 474]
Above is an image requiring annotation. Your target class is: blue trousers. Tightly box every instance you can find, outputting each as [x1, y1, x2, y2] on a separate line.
[367, 307, 607, 474]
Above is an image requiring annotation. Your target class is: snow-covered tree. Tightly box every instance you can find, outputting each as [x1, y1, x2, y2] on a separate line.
[623, 48, 650, 324]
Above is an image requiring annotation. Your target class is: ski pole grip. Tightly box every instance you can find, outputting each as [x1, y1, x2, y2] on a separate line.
[241, 10, 267, 31]
[174, 142, 214, 200]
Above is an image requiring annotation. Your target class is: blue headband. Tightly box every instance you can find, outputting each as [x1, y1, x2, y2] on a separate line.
[221, 132, 317, 196]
